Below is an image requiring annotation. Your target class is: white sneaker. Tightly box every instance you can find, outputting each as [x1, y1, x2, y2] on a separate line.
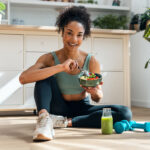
[33, 112, 55, 141]
[50, 114, 68, 128]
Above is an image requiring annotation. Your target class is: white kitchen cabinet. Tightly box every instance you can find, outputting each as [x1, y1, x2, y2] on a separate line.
[24, 34, 58, 69]
[24, 52, 47, 69]
[24, 35, 59, 52]
[0, 34, 23, 70]
[23, 34, 59, 109]
[0, 33, 24, 109]
[24, 52, 45, 89]
[98, 72, 124, 105]
[93, 37, 123, 71]
[0, 71, 23, 107]
[80, 38, 92, 53]
[90, 37, 124, 105]
[24, 86, 36, 109]
[0, 26, 135, 110]
[90, 34, 130, 106]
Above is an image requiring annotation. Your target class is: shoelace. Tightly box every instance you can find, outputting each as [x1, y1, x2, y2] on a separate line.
[54, 120, 65, 127]
[38, 116, 50, 128]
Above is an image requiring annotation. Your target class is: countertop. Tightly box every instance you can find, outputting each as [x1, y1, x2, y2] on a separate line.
[0, 25, 136, 35]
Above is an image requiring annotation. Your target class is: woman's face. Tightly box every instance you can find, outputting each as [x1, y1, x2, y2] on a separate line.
[62, 21, 85, 51]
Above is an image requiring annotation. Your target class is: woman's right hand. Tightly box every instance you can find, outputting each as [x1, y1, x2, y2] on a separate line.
[62, 59, 78, 73]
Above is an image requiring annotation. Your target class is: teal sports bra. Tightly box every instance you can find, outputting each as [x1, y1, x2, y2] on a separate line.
[51, 51, 92, 95]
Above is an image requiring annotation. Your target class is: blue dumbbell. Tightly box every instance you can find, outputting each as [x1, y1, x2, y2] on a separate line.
[129, 121, 150, 132]
[114, 120, 132, 134]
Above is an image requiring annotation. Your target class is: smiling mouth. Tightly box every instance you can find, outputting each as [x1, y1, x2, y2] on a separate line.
[68, 43, 78, 47]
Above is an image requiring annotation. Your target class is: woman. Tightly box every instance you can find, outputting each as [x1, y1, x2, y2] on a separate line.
[19, 6, 132, 141]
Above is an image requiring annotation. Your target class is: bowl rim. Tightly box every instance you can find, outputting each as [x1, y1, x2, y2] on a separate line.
[79, 72, 102, 80]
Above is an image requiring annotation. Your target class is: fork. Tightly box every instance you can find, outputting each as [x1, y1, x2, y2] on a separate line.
[78, 66, 89, 77]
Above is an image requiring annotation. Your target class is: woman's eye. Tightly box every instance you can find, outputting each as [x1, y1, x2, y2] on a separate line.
[67, 32, 72, 35]
[78, 34, 82, 37]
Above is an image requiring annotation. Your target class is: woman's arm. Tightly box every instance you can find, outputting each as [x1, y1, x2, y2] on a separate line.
[88, 85, 103, 102]
[82, 56, 103, 102]
[19, 53, 78, 84]
[19, 54, 64, 84]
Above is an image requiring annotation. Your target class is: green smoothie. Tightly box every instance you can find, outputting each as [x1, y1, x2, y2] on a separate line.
[101, 116, 113, 134]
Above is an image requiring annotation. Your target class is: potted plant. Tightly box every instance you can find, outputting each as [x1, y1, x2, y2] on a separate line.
[0, 2, 6, 24]
[93, 14, 128, 29]
[130, 14, 141, 31]
[112, 0, 120, 6]
[77, 0, 98, 4]
[144, 23, 150, 69]
[87, 0, 97, 4]
[139, 8, 150, 69]
[140, 8, 150, 30]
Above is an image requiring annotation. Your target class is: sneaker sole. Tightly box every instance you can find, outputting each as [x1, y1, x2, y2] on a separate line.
[33, 134, 52, 142]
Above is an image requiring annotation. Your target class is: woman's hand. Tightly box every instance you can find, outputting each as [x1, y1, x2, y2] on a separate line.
[62, 59, 78, 73]
[80, 82, 103, 102]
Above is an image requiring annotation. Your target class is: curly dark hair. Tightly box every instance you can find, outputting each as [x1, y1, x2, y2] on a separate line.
[55, 6, 91, 38]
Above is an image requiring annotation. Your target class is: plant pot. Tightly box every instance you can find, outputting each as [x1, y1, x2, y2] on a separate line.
[146, 20, 150, 27]
[134, 24, 140, 31]
[62, 0, 69, 2]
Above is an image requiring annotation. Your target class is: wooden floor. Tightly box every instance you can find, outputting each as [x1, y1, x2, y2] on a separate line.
[0, 107, 150, 150]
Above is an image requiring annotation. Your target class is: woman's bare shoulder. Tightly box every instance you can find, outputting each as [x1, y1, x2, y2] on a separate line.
[36, 52, 55, 67]
[80, 50, 88, 55]
[79, 50, 89, 58]
[79, 51, 98, 65]
[55, 49, 63, 56]
[89, 55, 100, 73]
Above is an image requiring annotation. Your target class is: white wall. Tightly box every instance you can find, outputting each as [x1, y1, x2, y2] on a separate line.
[11, 6, 59, 26]
[10, 0, 129, 26]
[130, 0, 150, 108]
[131, 0, 149, 13]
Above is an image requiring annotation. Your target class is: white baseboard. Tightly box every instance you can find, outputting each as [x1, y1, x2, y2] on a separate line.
[131, 98, 150, 108]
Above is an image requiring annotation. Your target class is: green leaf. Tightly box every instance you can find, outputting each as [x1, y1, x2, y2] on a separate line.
[0, 2, 6, 11]
[145, 61, 149, 69]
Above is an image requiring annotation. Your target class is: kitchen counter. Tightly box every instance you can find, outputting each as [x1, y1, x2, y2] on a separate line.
[0, 25, 136, 35]
[0, 24, 135, 110]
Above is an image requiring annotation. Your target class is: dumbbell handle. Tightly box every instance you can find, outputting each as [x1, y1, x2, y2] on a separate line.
[131, 123, 145, 129]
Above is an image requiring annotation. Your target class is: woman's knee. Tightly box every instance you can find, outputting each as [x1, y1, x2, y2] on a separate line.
[34, 76, 55, 99]
[35, 76, 55, 86]
[34, 76, 56, 92]
[119, 106, 132, 121]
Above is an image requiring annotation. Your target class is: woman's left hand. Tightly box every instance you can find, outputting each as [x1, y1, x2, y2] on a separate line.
[80, 82, 103, 94]
[80, 82, 103, 102]
[81, 85, 99, 94]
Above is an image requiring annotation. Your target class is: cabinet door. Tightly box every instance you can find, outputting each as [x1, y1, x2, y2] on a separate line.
[96, 72, 124, 105]
[0, 34, 23, 70]
[24, 52, 46, 69]
[24, 35, 58, 52]
[24, 86, 36, 109]
[0, 71, 23, 106]
[93, 38, 123, 71]
[91, 72, 124, 105]
[79, 38, 92, 53]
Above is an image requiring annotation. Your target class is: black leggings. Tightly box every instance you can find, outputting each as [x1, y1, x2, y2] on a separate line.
[34, 76, 132, 128]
